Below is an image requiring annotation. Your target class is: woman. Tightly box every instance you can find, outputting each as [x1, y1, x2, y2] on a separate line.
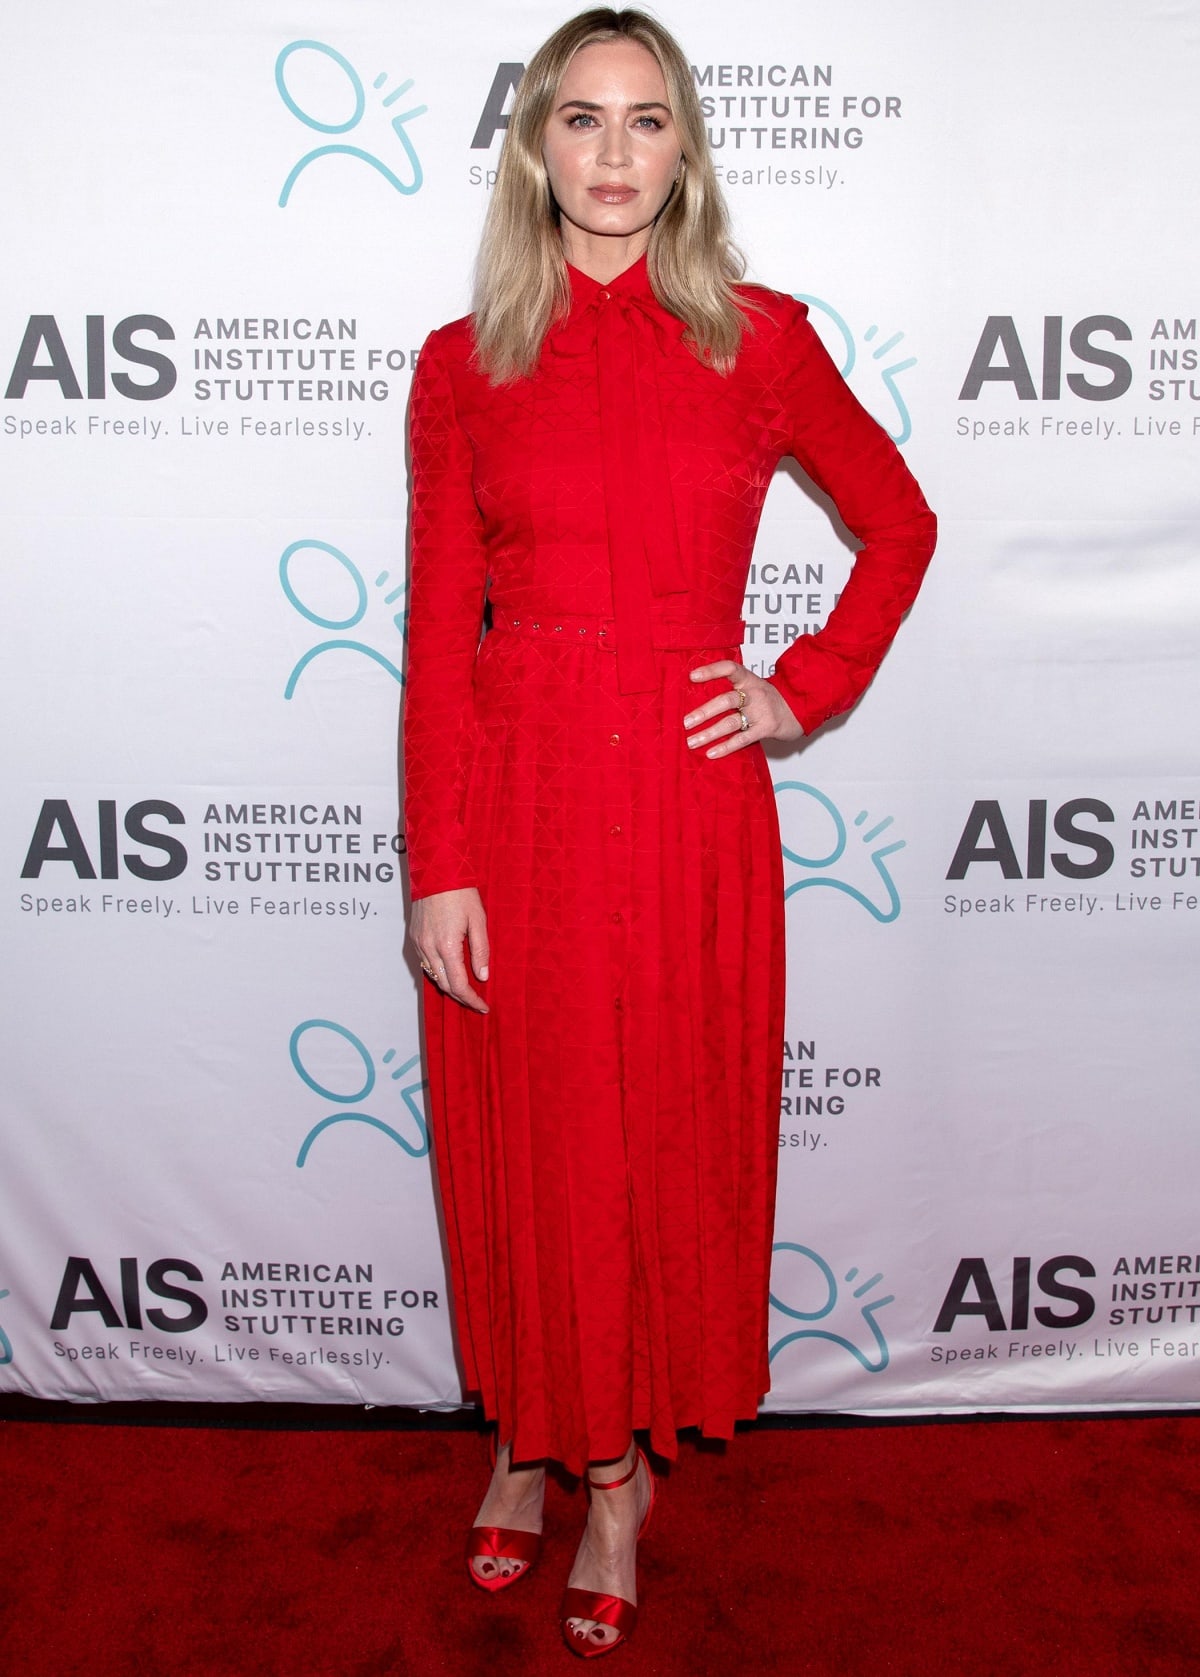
[404, 7, 936, 1657]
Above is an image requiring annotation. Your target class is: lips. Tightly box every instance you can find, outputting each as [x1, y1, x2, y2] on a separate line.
[588, 185, 637, 204]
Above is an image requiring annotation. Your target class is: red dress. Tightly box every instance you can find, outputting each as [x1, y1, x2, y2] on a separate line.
[404, 255, 935, 1473]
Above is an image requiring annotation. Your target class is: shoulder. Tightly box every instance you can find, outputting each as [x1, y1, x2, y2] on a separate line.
[733, 281, 809, 334]
[729, 283, 825, 379]
[422, 313, 475, 352]
[416, 314, 478, 377]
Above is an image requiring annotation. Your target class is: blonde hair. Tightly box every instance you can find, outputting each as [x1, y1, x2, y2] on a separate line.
[472, 7, 749, 383]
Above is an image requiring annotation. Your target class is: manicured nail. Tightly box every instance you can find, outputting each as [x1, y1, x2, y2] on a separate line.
[479, 966, 489, 979]
[683, 712, 698, 726]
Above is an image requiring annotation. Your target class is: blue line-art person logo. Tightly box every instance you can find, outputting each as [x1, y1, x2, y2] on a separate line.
[279, 539, 407, 698]
[0, 1288, 12, 1366]
[796, 294, 917, 446]
[291, 1019, 429, 1166]
[275, 40, 426, 206]
[769, 1243, 894, 1374]
[774, 781, 906, 922]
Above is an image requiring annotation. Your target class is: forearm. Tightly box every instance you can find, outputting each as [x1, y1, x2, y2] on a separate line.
[768, 498, 936, 732]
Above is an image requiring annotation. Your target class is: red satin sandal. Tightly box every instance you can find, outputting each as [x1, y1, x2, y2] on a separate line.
[465, 1432, 543, 1593]
[465, 1523, 541, 1592]
[561, 1446, 657, 1658]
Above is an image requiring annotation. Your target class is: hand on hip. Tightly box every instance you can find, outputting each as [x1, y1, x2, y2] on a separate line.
[682, 660, 805, 758]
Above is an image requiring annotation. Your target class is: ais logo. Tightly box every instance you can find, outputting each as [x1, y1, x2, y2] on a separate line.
[274, 40, 427, 205]
[959, 315, 1132, 403]
[290, 1018, 429, 1166]
[21, 799, 187, 881]
[769, 1241, 895, 1374]
[5, 315, 176, 402]
[471, 64, 524, 148]
[776, 781, 906, 922]
[51, 1257, 208, 1333]
[279, 539, 407, 696]
[933, 1255, 1096, 1334]
[947, 798, 1114, 881]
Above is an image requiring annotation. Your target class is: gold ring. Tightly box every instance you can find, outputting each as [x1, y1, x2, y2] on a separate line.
[733, 687, 747, 710]
[420, 960, 436, 979]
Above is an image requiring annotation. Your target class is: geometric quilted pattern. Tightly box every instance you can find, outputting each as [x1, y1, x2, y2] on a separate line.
[404, 255, 936, 1472]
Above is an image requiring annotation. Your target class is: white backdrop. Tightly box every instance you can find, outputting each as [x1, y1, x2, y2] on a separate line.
[3, 0, 1199, 1416]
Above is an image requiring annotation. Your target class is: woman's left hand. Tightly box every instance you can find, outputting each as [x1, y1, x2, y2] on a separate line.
[682, 660, 806, 757]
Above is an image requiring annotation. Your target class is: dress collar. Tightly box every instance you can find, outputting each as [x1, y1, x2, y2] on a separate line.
[565, 251, 656, 309]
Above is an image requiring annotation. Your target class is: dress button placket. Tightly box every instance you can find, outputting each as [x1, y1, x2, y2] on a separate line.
[600, 715, 633, 1022]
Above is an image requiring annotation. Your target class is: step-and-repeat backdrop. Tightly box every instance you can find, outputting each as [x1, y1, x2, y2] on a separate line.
[3, 1, 1198, 1415]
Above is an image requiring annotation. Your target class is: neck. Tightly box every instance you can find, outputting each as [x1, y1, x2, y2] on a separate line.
[559, 226, 650, 285]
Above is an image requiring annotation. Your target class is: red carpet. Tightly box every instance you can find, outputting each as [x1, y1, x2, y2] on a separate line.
[2, 1413, 1198, 1675]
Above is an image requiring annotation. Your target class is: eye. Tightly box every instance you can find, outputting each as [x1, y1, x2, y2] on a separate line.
[566, 112, 598, 129]
[633, 114, 666, 130]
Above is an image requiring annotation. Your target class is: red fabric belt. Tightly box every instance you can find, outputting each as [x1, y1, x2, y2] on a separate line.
[489, 608, 744, 654]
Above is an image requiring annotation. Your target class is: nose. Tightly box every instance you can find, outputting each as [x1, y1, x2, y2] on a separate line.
[597, 125, 632, 170]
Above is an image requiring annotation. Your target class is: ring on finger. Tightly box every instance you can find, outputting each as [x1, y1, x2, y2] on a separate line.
[420, 959, 437, 980]
[732, 687, 747, 710]
[738, 711, 751, 732]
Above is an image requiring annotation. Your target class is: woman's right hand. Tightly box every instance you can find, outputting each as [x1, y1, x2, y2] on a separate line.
[410, 887, 490, 1013]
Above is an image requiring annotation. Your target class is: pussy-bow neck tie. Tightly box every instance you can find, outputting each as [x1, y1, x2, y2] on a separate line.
[550, 261, 689, 693]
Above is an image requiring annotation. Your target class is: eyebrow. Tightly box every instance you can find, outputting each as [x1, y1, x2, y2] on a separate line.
[555, 99, 672, 114]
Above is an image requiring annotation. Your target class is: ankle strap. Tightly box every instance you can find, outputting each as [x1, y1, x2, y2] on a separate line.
[586, 1453, 640, 1492]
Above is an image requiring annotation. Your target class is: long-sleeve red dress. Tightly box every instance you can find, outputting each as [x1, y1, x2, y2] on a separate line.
[404, 254, 935, 1474]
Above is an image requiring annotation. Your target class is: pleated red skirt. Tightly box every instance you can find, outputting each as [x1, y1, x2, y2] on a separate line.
[421, 628, 785, 1474]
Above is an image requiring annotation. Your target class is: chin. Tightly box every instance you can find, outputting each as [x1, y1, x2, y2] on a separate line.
[568, 210, 655, 241]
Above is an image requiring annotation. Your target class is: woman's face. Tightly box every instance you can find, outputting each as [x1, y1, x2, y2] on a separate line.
[542, 39, 683, 262]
